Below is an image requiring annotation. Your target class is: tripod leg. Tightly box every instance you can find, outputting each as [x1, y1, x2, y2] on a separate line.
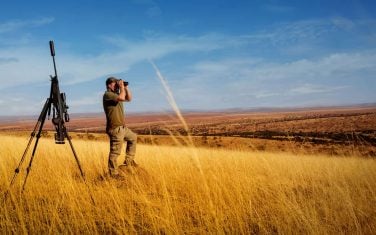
[4, 99, 50, 202]
[3, 132, 36, 202]
[65, 130, 85, 178]
[21, 100, 51, 192]
[21, 147, 38, 192]
[9, 130, 37, 187]
[65, 129, 95, 204]
[21, 133, 44, 192]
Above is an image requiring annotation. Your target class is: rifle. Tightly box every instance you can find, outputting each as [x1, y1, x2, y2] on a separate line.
[4, 41, 95, 204]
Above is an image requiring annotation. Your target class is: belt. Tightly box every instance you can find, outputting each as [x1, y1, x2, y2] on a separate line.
[106, 124, 125, 131]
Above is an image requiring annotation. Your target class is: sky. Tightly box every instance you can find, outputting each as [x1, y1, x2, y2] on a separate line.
[0, 0, 376, 116]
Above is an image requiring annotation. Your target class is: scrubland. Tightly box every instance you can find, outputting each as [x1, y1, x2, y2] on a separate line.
[0, 134, 375, 234]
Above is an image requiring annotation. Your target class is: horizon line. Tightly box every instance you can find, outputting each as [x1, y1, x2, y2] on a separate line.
[0, 102, 375, 119]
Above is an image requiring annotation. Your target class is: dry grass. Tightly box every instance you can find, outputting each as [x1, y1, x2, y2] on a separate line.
[0, 134, 375, 234]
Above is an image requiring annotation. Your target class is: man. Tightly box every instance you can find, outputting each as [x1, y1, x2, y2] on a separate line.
[103, 77, 137, 177]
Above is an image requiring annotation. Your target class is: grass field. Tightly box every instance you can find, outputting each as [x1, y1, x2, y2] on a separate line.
[0, 134, 375, 234]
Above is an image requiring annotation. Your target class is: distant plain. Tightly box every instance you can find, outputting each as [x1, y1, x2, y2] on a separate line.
[0, 105, 375, 233]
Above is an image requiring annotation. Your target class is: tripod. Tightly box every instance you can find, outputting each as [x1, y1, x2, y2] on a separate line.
[4, 41, 94, 203]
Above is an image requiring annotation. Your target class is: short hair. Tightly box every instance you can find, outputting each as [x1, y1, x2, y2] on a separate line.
[106, 77, 118, 86]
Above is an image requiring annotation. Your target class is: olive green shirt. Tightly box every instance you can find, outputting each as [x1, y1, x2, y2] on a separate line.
[103, 90, 125, 131]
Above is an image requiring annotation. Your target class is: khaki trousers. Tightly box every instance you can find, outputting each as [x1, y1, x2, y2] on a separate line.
[107, 126, 137, 175]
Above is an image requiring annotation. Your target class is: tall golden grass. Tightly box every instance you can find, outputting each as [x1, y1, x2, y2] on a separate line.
[0, 134, 375, 234]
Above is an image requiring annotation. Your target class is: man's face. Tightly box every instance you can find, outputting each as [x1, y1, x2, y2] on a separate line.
[108, 81, 117, 91]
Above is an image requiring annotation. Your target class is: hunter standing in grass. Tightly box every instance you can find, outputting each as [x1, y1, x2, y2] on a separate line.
[103, 77, 137, 177]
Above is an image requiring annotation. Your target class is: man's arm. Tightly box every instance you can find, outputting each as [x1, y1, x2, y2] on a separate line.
[110, 79, 132, 102]
[124, 86, 132, 102]
[116, 80, 126, 101]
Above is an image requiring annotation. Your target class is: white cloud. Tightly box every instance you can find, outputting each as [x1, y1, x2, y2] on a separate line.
[0, 17, 54, 34]
[0, 46, 50, 89]
[331, 17, 355, 30]
[188, 51, 376, 84]
[166, 51, 376, 109]
[289, 84, 348, 94]
[61, 33, 240, 85]
[103, 33, 245, 57]
[0, 57, 18, 64]
[242, 17, 376, 52]
[0, 16, 376, 115]
[0, 33, 248, 89]
[1, 16, 374, 89]
[69, 91, 103, 107]
[0, 96, 45, 115]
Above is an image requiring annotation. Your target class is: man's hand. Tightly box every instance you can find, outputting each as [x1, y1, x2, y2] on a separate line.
[118, 79, 125, 89]
[116, 79, 126, 101]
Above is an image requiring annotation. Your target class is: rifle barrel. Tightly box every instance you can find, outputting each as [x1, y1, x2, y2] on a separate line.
[49, 40, 55, 56]
[49, 40, 58, 78]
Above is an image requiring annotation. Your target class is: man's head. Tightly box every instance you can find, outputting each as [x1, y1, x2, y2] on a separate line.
[106, 76, 129, 92]
[106, 77, 118, 91]
[106, 77, 118, 86]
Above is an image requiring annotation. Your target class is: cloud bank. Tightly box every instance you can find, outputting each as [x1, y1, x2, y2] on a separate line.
[0, 16, 375, 115]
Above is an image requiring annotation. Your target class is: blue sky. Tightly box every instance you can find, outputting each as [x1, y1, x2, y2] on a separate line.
[0, 0, 376, 115]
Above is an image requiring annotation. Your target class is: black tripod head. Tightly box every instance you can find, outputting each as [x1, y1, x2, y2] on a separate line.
[48, 40, 70, 144]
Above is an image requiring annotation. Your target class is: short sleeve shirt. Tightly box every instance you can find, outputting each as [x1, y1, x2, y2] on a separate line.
[103, 90, 125, 130]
